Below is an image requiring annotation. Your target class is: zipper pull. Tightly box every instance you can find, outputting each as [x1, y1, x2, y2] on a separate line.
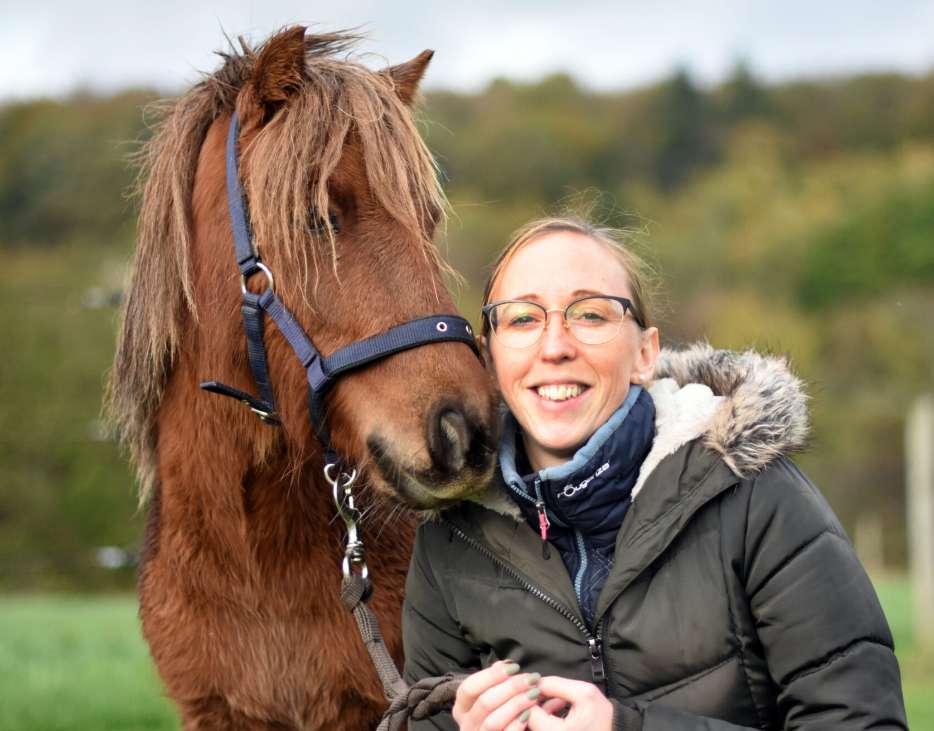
[535, 499, 551, 560]
[588, 637, 606, 685]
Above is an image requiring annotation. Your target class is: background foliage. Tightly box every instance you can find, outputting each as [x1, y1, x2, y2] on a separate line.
[1, 65, 933, 588]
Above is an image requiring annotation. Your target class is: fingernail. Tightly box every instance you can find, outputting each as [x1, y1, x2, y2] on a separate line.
[526, 687, 541, 700]
[504, 662, 521, 676]
[518, 708, 532, 723]
[526, 672, 541, 685]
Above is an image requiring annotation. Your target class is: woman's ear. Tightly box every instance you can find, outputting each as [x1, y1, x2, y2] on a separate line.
[631, 327, 660, 384]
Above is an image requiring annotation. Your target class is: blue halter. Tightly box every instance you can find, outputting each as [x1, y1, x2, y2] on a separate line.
[201, 111, 480, 465]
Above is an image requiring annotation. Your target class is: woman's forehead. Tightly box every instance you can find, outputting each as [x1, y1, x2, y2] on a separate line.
[492, 231, 631, 301]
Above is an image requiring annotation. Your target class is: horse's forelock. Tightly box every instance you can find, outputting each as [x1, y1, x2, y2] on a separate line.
[244, 51, 450, 303]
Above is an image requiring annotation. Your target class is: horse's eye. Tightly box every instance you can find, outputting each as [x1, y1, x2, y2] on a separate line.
[309, 206, 340, 234]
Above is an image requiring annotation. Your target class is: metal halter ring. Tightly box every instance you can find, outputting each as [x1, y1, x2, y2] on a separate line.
[240, 261, 275, 295]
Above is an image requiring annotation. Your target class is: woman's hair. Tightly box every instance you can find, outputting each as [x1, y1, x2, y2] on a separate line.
[481, 215, 656, 337]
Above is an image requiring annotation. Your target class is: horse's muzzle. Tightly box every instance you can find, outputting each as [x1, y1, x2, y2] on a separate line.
[366, 402, 497, 508]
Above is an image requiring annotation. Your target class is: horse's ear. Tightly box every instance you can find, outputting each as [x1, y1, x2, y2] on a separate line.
[384, 50, 434, 106]
[244, 25, 307, 121]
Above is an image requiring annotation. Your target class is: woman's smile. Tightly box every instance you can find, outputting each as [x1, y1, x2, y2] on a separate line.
[532, 382, 589, 402]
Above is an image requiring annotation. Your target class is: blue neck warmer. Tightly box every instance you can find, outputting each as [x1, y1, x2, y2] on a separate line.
[499, 385, 656, 627]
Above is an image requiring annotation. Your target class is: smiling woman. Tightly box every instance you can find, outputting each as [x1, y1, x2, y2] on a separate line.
[402, 214, 908, 731]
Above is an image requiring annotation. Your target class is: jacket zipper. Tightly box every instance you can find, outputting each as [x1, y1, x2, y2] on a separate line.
[446, 521, 608, 687]
[532, 478, 552, 560]
[572, 529, 588, 607]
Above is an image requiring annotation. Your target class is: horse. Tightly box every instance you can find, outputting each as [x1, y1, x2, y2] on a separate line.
[107, 26, 498, 730]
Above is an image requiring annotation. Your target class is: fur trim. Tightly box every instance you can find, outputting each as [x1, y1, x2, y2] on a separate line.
[654, 343, 810, 478]
[468, 486, 523, 520]
[631, 379, 723, 500]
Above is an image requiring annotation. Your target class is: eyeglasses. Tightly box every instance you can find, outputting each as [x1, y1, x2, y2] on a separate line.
[482, 295, 645, 349]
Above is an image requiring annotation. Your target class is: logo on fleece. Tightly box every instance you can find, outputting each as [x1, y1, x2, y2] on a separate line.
[560, 462, 610, 499]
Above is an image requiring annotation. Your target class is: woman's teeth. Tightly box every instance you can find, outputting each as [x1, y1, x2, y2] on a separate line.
[536, 384, 583, 402]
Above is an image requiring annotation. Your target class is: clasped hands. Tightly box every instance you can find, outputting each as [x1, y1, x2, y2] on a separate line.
[452, 660, 613, 731]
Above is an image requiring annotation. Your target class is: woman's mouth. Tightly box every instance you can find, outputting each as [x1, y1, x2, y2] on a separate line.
[534, 383, 589, 402]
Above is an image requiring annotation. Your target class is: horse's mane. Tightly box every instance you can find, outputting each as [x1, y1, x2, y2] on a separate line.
[107, 31, 448, 503]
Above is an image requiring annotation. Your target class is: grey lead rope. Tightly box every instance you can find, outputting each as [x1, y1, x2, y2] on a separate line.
[376, 674, 466, 731]
[331, 467, 465, 729]
[340, 574, 467, 730]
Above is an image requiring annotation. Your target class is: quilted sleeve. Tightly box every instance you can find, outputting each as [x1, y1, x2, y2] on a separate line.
[741, 458, 907, 730]
[403, 520, 479, 731]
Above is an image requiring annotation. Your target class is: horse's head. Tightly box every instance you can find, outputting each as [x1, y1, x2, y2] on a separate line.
[113, 27, 498, 510]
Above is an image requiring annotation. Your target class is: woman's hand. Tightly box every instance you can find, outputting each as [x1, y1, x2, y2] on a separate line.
[525, 676, 613, 731]
[452, 660, 543, 730]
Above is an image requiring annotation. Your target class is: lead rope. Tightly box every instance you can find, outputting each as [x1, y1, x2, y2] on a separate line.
[327, 464, 467, 729]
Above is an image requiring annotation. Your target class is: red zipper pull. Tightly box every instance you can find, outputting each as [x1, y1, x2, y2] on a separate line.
[536, 500, 551, 560]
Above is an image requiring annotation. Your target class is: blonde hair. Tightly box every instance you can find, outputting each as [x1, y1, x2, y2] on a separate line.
[481, 215, 656, 336]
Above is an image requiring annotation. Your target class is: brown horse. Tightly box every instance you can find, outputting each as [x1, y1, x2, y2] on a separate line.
[107, 27, 497, 730]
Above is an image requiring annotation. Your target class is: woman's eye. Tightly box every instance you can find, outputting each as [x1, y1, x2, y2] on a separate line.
[509, 314, 537, 327]
[578, 310, 606, 321]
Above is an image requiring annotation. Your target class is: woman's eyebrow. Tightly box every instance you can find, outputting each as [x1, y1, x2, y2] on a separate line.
[504, 293, 543, 302]
[500, 289, 611, 302]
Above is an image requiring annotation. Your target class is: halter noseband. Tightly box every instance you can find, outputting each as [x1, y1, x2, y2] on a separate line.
[200, 111, 480, 466]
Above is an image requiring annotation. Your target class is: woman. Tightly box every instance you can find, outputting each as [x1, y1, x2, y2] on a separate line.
[402, 216, 907, 730]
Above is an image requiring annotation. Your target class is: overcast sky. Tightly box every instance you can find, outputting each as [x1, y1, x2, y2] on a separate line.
[3, 1, 933, 100]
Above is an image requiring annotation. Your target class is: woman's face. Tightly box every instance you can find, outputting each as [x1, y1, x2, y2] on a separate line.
[487, 231, 659, 470]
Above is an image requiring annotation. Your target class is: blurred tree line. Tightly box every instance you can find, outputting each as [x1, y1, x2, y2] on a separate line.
[1, 64, 932, 589]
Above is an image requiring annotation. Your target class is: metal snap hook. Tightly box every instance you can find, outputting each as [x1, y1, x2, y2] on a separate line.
[325, 462, 367, 579]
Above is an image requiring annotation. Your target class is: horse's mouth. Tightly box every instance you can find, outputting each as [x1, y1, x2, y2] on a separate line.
[367, 435, 492, 510]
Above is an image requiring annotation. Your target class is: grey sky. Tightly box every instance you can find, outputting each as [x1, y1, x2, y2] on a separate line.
[3, 1, 933, 100]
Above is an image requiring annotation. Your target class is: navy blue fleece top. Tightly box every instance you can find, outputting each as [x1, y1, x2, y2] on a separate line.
[499, 385, 656, 627]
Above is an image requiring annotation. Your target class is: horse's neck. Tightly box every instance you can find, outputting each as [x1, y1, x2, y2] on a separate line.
[155, 373, 337, 568]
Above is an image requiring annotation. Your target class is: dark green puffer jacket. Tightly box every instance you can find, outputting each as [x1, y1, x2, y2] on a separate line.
[402, 345, 908, 730]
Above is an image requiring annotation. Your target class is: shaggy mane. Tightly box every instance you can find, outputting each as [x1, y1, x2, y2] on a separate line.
[106, 30, 448, 503]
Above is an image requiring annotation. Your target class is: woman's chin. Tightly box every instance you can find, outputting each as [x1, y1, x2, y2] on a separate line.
[525, 430, 586, 463]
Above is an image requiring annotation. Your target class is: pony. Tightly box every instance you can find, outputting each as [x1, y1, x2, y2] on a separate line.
[107, 26, 498, 730]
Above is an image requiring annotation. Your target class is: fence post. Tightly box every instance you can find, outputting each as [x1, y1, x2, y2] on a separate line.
[907, 394, 934, 654]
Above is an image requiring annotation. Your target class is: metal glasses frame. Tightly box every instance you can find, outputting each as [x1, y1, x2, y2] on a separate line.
[481, 294, 646, 348]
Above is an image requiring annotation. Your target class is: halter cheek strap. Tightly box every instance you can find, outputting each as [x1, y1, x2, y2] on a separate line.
[200, 111, 480, 461]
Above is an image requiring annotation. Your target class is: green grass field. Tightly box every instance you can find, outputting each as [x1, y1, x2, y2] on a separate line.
[1, 578, 931, 730]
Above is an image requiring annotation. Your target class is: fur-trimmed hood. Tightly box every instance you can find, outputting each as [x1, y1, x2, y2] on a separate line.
[653, 342, 810, 479]
[470, 343, 810, 518]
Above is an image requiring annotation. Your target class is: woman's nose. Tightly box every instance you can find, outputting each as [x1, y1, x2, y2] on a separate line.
[539, 312, 576, 361]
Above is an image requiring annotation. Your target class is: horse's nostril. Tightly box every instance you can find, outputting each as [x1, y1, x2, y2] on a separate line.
[440, 410, 468, 472]
[429, 407, 469, 475]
